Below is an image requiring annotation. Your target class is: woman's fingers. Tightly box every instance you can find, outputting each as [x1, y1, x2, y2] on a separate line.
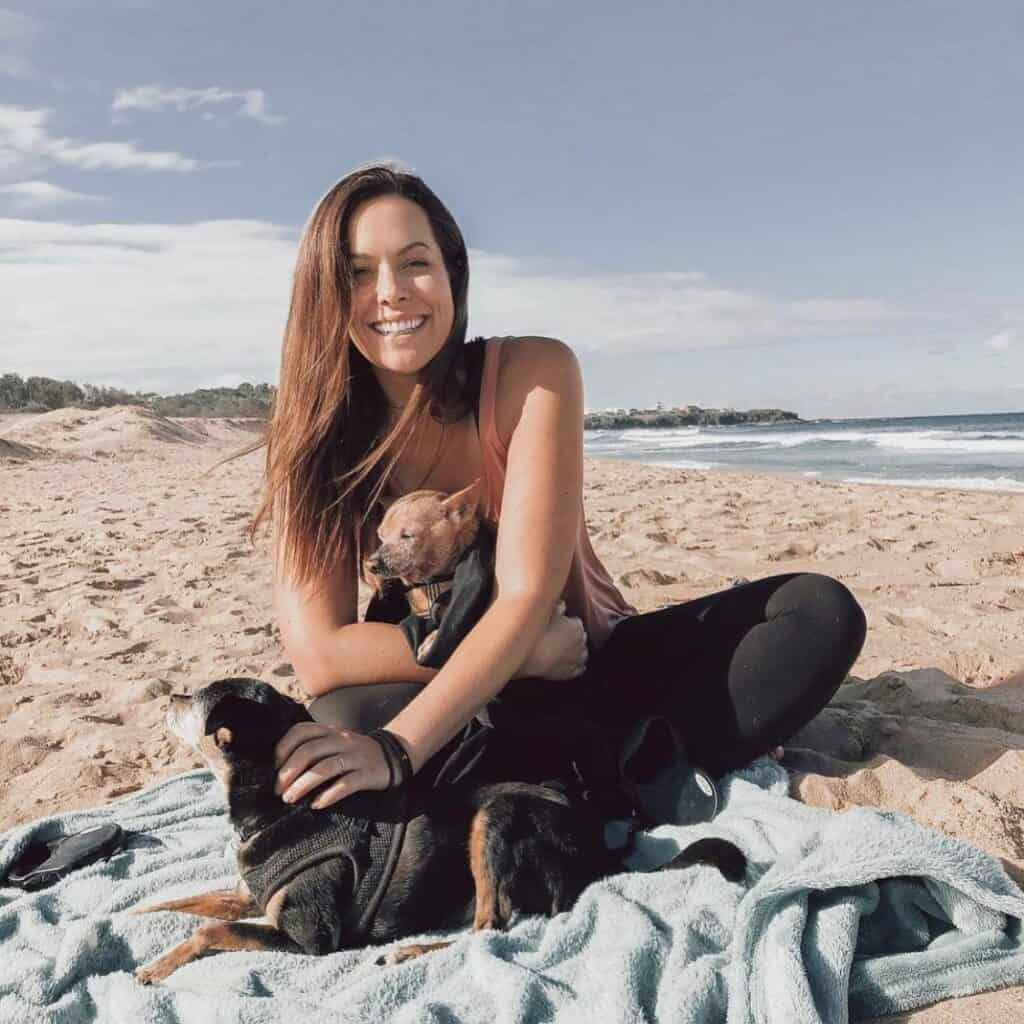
[276, 732, 353, 796]
[304, 737, 392, 806]
[274, 722, 343, 768]
[280, 748, 357, 804]
[309, 772, 360, 810]
[274, 728, 394, 806]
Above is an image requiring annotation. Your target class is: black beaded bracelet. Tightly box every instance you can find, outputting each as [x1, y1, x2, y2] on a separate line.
[369, 728, 414, 789]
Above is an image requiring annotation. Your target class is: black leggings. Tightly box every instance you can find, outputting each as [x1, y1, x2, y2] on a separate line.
[311, 572, 867, 782]
[485, 572, 867, 780]
[582, 572, 867, 775]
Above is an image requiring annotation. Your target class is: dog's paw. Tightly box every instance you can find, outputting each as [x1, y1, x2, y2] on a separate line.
[376, 941, 452, 966]
[135, 959, 172, 986]
[376, 946, 411, 966]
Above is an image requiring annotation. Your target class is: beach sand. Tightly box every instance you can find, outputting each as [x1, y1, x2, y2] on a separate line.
[2, 405, 1023, 1021]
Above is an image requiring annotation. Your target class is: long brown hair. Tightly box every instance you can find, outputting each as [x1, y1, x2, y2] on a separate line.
[218, 161, 479, 591]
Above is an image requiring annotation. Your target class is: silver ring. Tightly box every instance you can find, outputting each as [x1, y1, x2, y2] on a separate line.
[335, 754, 346, 773]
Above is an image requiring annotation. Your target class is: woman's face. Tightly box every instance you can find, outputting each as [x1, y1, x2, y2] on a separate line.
[346, 194, 455, 399]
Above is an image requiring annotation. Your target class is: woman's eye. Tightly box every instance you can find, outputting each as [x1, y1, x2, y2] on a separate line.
[351, 262, 425, 278]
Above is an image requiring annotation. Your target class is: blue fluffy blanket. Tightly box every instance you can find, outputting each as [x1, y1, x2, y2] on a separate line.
[3, 759, 1024, 1023]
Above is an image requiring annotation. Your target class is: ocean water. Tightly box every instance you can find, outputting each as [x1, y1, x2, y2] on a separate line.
[583, 411, 1024, 493]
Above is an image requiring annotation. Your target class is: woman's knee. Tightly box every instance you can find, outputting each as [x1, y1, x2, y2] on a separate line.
[768, 572, 867, 669]
[307, 682, 424, 731]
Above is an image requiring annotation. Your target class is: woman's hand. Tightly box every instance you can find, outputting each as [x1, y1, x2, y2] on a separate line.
[516, 600, 588, 680]
[274, 723, 391, 809]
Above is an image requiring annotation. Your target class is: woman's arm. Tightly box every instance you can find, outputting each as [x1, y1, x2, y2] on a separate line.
[275, 557, 581, 696]
[273, 506, 443, 690]
[384, 338, 583, 769]
[275, 338, 585, 804]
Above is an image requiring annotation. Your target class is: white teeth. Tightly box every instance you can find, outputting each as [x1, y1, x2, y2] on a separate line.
[373, 316, 426, 335]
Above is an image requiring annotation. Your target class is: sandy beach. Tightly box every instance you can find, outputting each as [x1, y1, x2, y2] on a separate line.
[2, 405, 1023, 1021]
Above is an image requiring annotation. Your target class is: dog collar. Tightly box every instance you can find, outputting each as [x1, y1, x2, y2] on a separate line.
[399, 577, 452, 614]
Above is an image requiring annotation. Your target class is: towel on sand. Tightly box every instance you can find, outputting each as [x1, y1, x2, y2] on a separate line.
[3, 759, 1024, 1023]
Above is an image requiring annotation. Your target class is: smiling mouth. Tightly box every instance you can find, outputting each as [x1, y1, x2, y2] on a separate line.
[371, 316, 428, 337]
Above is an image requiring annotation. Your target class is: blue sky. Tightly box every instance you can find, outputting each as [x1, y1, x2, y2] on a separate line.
[1, 1, 1021, 418]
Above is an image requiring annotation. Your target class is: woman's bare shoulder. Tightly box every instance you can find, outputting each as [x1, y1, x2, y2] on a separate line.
[491, 336, 580, 448]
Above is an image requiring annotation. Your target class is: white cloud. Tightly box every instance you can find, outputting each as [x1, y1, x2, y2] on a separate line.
[984, 329, 1016, 352]
[0, 8, 36, 78]
[112, 85, 284, 125]
[468, 251, 907, 354]
[0, 217, 297, 390]
[0, 217, 935, 394]
[0, 105, 204, 175]
[0, 180, 102, 210]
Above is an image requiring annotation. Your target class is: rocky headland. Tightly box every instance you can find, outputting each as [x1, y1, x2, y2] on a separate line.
[584, 405, 801, 429]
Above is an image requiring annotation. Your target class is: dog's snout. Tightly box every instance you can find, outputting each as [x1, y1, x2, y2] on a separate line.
[368, 550, 394, 575]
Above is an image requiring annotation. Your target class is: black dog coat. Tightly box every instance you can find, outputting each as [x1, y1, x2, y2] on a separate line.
[238, 787, 409, 951]
[365, 521, 496, 669]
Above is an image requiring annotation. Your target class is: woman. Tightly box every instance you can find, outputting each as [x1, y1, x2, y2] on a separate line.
[242, 161, 866, 810]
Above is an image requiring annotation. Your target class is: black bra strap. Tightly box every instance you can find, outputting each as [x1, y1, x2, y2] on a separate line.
[465, 336, 487, 430]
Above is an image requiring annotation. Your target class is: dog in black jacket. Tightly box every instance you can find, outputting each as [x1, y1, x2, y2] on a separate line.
[134, 677, 745, 983]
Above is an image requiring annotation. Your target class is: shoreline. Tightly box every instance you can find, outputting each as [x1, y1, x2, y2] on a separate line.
[585, 454, 1024, 498]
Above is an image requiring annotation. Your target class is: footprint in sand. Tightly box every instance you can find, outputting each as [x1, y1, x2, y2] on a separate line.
[243, 622, 275, 637]
[52, 690, 103, 706]
[89, 577, 147, 591]
[0, 735, 57, 773]
[618, 568, 680, 588]
[645, 529, 674, 544]
[67, 607, 120, 637]
[79, 712, 124, 726]
[0, 629, 36, 648]
[0, 654, 25, 686]
[765, 539, 819, 562]
[100, 640, 152, 662]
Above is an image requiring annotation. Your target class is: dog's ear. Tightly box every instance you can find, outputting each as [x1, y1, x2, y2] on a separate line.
[441, 477, 483, 522]
[206, 694, 284, 763]
[212, 726, 235, 750]
[205, 694, 250, 735]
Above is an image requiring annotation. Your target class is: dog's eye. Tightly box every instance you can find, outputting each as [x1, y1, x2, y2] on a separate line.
[400, 530, 414, 540]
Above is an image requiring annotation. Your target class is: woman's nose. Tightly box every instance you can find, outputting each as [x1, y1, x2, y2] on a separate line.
[376, 263, 408, 304]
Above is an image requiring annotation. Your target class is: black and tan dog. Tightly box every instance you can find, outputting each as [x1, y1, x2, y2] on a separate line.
[134, 677, 745, 984]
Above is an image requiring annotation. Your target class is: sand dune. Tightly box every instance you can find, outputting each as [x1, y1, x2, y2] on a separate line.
[2, 405, 1023, 1021]
[0, 405, 263, 459]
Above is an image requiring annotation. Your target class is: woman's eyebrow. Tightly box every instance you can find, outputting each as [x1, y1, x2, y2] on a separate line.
[350, 241, 430, 260]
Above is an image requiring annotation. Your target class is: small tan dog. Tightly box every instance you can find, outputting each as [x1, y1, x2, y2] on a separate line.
[364, 477, 569, 665]
[366, 477, 581, 671]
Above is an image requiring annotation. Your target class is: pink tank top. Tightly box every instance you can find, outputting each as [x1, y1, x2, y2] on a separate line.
[476, 337, 638, 651]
